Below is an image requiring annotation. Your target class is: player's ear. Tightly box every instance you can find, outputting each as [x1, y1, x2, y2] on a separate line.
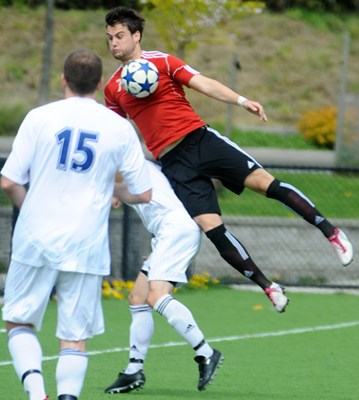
[60, 73, 67, 89]
[96, 76, 104, 91]
[134, 30, 141, 43]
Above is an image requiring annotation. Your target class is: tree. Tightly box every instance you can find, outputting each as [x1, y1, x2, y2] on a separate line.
[141, 0, 265, 58]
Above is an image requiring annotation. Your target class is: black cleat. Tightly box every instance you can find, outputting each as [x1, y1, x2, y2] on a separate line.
[194, 349, 223, 391]
[104, 370, 146, 394]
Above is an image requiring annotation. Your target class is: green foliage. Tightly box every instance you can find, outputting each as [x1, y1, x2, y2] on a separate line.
[266, 0, 359, 13]
[141, 0, 265, 57]
[0, 0, 142, 9]
[285, 7, 359, 38]
[5, 62, 26, 81]
[297, 105, 336, 149]
[0, 105, 27, 136]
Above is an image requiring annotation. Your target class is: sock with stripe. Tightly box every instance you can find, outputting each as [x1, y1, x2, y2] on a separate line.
[266, 178, 335, 237]
[154, 294, 213, 358]
[206, 224, 271, 289]
[125, 304, 153, 374]
[8, 326, 47, 400]
[56, 348, 88, 398]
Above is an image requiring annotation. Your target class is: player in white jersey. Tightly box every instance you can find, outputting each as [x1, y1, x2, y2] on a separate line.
[0, 49, 152, 400]
[104, 160, 223, 393]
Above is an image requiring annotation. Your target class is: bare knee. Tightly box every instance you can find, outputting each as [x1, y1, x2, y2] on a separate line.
[147, 281, 174, 308]
[128, 290, 148, 306]
[6, 321, 33, 333]
[146, 291, 158, 308]
[244, 168, 275, 194]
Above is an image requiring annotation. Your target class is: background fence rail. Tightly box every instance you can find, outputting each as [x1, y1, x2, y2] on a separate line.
[1, 157, 358, 287]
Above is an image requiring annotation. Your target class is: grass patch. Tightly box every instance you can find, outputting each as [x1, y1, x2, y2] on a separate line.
[218, 171, 359, 218]
[286, 8, 359, 37]
[209, 122, 320, 150]
[1, 287, 358, 399]
[0, 105, 26, 136]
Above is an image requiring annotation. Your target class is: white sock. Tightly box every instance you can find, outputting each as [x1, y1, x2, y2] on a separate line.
[154, 294, 213, 358]
[8, 326, 47, 400]
[56, 348, 88, 398]
[125, 304, 153, 374]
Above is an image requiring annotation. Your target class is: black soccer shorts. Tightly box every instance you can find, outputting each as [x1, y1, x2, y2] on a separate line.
[160, 125, 262, 218]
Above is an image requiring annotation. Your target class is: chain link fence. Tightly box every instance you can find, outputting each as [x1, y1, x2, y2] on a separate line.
[1, 157, 358, 288]
[195, 165, 359, 288]
[336, 94, 359, 168]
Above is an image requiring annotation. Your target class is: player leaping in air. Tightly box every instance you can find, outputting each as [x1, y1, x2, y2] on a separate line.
[104, 6, 354, 314]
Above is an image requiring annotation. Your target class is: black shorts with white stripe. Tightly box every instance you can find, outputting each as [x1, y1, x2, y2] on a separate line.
[160, 125, 262, 218]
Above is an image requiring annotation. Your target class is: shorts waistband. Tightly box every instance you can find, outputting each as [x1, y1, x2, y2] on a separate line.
[160, 126, 206, 162]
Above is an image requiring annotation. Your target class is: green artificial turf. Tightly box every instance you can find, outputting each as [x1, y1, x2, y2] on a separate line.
[1, 286, 358, 399]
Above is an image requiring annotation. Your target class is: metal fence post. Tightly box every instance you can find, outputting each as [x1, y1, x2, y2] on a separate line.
[122, 204, 151, 281]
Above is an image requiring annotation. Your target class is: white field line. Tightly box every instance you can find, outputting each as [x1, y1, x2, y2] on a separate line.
[1, 320, 358, 367]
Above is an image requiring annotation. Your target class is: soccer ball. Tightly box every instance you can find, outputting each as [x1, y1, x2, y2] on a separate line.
[121, 59, 159, 98]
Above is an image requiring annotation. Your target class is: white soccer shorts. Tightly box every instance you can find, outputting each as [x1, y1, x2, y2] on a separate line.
[142, 212, 201, 283]
[2, 260, 104, 341]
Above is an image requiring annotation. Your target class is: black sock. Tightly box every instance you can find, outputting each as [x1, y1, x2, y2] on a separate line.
[266, 178, 335, 237]
[205, 224, 271, 289]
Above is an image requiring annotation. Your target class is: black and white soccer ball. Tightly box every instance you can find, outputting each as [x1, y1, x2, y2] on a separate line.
[121, 59, 159, 98]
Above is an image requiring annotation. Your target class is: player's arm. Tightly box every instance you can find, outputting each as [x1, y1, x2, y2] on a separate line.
[0, 176, 27, 209]
[113, 171, 152, 205]
[188, 73, 268, 122]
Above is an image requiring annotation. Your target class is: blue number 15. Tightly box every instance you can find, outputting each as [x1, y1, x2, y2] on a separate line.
[56, 128, 99, 173]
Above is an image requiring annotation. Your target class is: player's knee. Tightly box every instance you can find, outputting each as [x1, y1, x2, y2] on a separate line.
[128, 290, 147, 306]
[266, 178, 281, 198]
[147, 288, 164, 308]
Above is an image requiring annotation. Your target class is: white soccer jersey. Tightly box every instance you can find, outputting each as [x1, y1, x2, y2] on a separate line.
[1, 97, 151, 275]
[131, 160, 197, 235]
[131, 161, 201, 283]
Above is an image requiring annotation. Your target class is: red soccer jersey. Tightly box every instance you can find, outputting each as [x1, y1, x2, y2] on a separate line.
[104, 50, 205, 159]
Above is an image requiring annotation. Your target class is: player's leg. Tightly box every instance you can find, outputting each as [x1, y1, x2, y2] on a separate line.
[148, 279, 208, 353]
[56, 340, 87, 400]
[105, 271, 152, 394]
[127, 271, 153, 373]
[2, 261, 56, 400]
[244, 168, 353, 266]
[6, 322, 48, 400]
[195, 213, 288, 313]
[149, 280, 223, 390]
[160, 128, 289, 312]
[147, 218, 223, 390]
[55, 271, 104, 400]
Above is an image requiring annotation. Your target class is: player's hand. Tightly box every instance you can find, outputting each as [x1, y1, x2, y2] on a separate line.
[112, 196, 122, 209]
[243, 100, 268, 122]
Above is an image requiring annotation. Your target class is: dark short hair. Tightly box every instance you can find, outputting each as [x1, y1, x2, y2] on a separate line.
[105, 7, 145, 40]
[63, 49, 102, 95]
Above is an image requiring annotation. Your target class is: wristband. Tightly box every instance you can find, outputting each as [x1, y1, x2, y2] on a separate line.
[237, 96, 247, 107]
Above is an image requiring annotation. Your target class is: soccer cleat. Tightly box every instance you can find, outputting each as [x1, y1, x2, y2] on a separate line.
[58, 395, 77, 400]
[328, 228, 353, 266]
[194, 348, 223, 391]
[265, 282, 289, 313]
[104, 370, 146, 394]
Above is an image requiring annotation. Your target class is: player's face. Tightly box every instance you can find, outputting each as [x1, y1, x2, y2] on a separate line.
[106, 24, 141, 63]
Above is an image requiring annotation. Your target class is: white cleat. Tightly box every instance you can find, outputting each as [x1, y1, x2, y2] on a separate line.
[329, 228, 353, 267]
[265, 282, 289, 313]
